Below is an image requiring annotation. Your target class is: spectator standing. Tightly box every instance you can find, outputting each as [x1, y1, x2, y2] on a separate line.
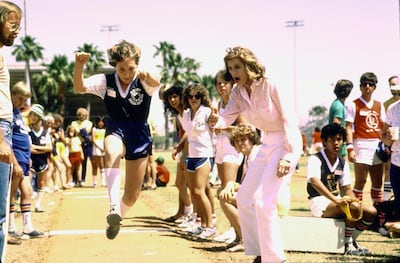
[52, 113, 73, 188]
[345, 72, 385, 204]
[161, 85, 193, 224]
[382, 75, 399, 200]
[0, 1, 22, 257]
[178, 84, 216, 239]
[91, 116, 106, 188]
[28, 104, 52, 212]
[70, 107, 93, 185]
[65, 125, 84, 187]
[328, 79, 353, 158]
[213, 69, 244, 243]
[9, 82, 44, 241]
[209, 46, 302, 263]
[381, 83, 400, 220]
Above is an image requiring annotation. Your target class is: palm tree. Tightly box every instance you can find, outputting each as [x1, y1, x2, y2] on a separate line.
[200, 74, 217, 100]
[12, 35, 44, 102]
[76, 43, 106, 73]
[33, 55, 74, 114]
[153, 41, 202, 148]
[76, 43, 106, 115]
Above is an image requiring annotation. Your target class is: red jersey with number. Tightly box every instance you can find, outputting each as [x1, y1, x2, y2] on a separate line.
[353, 98, 383, 139]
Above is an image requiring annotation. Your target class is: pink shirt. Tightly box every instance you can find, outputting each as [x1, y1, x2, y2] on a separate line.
[218, 78, 302, 163]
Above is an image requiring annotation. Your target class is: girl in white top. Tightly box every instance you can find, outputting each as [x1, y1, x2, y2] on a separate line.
[178, 84, 216, 239]
[212, 70, 244, 243]
[210, 47, 302, 263]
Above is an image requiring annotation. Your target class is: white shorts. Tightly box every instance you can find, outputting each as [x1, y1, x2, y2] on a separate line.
[215, 133, 243, 165]
[354, 138, 382, 165]
[309, 195, 339, 217]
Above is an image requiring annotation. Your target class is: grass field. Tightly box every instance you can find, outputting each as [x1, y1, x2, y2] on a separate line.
[149, 150, 400, 262]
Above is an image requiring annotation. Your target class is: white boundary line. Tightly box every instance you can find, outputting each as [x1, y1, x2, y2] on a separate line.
[49, 228, 174, 236]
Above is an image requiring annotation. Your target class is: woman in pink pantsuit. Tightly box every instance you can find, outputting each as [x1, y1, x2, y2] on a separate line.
[210, 47, 302, 263]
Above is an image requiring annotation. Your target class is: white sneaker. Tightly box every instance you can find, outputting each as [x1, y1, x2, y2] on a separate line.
[174, 216, 186, 224]
[187, 224, 203, 236]
[213, 227, 236, 242]
[198, 227, 216, 239]
[177, 217, 193, 228]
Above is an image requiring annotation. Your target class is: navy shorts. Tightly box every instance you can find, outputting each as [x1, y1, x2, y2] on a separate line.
[106, 120, 152, 160]
[19, 162, 30, 177]
[30, 154, 49, 174]
[186, 157, 214, 172]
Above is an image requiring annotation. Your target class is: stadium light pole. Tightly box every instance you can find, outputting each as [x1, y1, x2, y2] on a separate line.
[101, 25, 119, 47]
[285, 20, 304, 113]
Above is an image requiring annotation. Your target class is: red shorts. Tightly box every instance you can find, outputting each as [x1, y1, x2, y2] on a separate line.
[69, 152, 82, 166]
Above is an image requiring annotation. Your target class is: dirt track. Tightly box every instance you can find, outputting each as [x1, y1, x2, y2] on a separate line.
[5, 155, 400, 263]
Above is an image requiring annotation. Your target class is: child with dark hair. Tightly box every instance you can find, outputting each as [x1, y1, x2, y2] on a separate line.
[329, 79, 353, 158]
[160, 85, 193, 224]
[307, 123, 377, 256]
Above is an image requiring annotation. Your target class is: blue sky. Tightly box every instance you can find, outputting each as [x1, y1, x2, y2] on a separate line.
[4, 0, 400, 133]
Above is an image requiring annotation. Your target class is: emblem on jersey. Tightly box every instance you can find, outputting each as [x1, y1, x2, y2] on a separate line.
[365, 110, 380, 131]
[128, 88, 144, 105]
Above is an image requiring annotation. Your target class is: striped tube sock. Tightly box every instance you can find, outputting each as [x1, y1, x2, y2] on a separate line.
[345, 226, 354, 244]
[383, 181, 392, 201]
[371, 187, 383, 205]
[21, 203, 34, 233]
[353, 188, 363, 201]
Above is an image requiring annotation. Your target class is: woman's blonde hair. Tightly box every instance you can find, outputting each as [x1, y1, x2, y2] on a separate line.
[224, 46, 265, 81]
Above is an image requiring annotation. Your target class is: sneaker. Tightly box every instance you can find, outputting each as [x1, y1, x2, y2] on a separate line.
[198, 227, 216, 239]
[378, 227, 389, 236]
[352, 240, 371, 255]
[226, 235, 237, 244]
[22, 230, 45, 239]
[8, 230, 20, 238]
[106, 213, 122, 240]
[227, 241, 245, 252]
[174, 216, 186, 224]
[177, 217, 193, 228]
[187, 225, 203, 236]
[164, 215, 179, 223]
[213, 227, 236, 243]
[344, 243, 366, 256]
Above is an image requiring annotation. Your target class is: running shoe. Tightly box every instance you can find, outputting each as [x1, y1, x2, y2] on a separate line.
[106, 213, 122, 240]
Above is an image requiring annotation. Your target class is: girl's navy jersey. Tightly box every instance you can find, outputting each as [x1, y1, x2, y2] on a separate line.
[104, 74, 152, 122]
[29, 127, 50, 161]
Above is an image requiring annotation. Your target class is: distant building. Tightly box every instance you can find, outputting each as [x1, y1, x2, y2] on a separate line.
[9, 64, 113, 127]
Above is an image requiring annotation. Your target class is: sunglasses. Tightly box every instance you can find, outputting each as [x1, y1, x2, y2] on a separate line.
[188, 94, 202, 100]
[361, 81, 376, 87]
